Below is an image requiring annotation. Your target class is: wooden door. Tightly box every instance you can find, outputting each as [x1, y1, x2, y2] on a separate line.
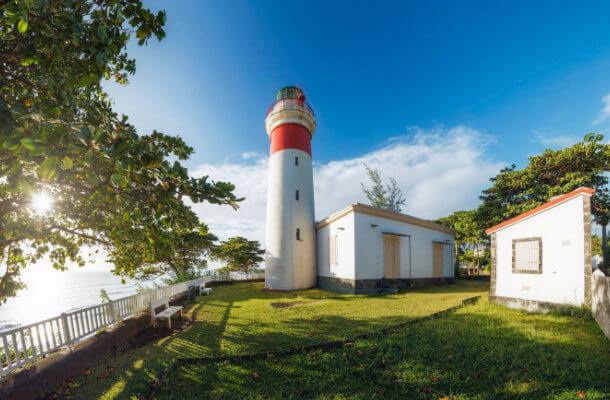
[433, 242, 443, 278]
[384, 234, 401, 279]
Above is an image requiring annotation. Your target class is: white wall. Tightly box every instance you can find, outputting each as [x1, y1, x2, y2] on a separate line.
[353, 212, 454, 280]
[494, 195, 585, 305]
[316, 212, 355, 280]
[265, 149, 316, 290]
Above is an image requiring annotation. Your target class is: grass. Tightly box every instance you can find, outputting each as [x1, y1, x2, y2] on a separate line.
[62, 280, 487, 399]
[158, 298, 610, 400]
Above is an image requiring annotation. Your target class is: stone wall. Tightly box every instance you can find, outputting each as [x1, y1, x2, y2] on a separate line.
[591, 269, 610, 340]
[317, 276, 455, 294]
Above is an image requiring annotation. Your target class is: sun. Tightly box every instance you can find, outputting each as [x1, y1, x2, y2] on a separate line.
[31, 191, 54, 215]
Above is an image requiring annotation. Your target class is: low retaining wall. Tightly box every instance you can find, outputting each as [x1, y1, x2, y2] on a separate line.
[591, 269, 610, 340]
[489, 295, 570, 313]
[317, 276, 455, 294]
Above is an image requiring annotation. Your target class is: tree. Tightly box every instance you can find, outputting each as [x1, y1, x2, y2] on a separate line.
[212, 237, 264, 275]
[360, 162, 406, 213]
[592, 235, 602, 257]
[111, 222, 218, 284]
[0, 1, 242, 302]
[478, 134, 610, 229]
[437, 210, 487, 271]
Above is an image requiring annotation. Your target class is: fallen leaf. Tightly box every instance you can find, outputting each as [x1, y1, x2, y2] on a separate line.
[356, 350, 364, 356]
[421, 386, 433, 393]
[344, 342, 353, 347]
[99, 372, 109, 379]
[81, 368, 92, 376]
[251, 372, 260, 380]
[577, 390, 586, 399]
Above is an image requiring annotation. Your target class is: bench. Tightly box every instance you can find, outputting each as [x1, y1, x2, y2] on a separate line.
[199, 282, 213, 296]
[150, 297, 183, 329]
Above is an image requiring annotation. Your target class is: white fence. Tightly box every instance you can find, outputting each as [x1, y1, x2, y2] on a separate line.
[0, 272, 264, 378]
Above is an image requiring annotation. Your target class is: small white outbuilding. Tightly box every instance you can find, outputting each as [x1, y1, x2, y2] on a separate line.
[486, 187, 594, 311]
[315, 203, 455, 293]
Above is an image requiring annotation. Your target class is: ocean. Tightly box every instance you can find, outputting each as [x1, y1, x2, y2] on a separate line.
[0, 266, 162, 331]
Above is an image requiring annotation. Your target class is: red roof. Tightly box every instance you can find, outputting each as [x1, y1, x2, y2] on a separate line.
[485, 187, 595, 235]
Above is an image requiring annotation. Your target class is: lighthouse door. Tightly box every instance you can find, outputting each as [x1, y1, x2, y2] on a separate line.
[383, 234, 401, 279]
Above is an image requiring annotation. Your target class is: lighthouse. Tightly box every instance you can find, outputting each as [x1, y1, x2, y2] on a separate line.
[264, 86, 316, 290]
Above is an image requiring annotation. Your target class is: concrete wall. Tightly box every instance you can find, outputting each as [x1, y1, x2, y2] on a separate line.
[353, 212, 453, 280]
[265, 148, 316, 290]
[494, 195, 587, 305]
[316, 211, 356, 280]
[592, 269, 610, 340]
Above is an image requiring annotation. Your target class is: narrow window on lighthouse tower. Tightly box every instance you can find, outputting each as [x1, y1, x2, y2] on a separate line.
[295, 190, 300, 201]
[295, 156, 299, 166]
[296, 228, 301, 241]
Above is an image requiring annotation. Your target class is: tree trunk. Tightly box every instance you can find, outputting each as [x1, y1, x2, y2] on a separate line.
[603, 224, 608, 266]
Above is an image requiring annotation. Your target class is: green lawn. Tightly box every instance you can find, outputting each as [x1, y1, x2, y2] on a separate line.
[158, 298, 610, 400]
[62, 280, 487, 399]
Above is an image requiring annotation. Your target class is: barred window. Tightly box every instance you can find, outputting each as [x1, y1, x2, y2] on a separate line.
[512, 238, 542, 274]
[329, 234, 339, 265]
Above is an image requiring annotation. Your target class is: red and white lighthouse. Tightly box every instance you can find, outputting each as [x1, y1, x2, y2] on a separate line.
[264, 86, 316, 290]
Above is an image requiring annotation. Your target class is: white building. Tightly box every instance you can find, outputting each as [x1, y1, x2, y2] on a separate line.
[315, 203, 455, 293]
[486, 187, 594, 310]
[264, 86, 455, 293]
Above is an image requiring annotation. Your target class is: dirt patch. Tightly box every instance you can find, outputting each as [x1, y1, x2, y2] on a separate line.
[128, 319, 192, 348]
[270, 301, 305, 309]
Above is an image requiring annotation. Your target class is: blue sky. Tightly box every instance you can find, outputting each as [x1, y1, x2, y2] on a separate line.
[106, 1, 610, 168]
[103, 1, 610, 242]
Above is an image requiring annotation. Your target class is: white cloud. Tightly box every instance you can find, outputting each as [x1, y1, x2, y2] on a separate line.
[533, 130, 580, 148]
[594, 92, 610, 125]
[190, 126, 505, 246]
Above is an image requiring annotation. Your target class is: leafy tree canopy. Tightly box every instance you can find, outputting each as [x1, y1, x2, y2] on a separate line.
[478, 133, 610, 229]
[212, 236, 264, 275]
[0, 0, 242, 302]
[361, 162, 406, 213]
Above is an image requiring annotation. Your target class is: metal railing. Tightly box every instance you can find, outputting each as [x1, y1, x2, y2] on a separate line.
[266, 98, 315, 118]
[0, 272, 264, 378]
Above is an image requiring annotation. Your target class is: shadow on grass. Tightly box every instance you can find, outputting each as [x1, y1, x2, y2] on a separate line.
[157, 302, 610, 400]
[59, 280, 489, 399]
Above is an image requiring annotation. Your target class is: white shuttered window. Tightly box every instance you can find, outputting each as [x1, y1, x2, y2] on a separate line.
[329, 234, 339, 265]
[512, 238, 542, 273]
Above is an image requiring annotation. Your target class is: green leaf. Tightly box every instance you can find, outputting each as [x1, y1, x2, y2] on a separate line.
[136, 27, 147, 40]
[17, 19, 28, 34]
[19, 179, 34, 195]
[76, 74, 97, 87]
[20, 137, 36, 151]
[61, 156, 74, 170]
[20, 57, 37, 67]
[2, 139, 20, 152]
[38, 157, 58, 180]
[110, 173, 123, 187]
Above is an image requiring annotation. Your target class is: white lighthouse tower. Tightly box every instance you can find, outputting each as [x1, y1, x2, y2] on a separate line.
[264, 86, 317, 290]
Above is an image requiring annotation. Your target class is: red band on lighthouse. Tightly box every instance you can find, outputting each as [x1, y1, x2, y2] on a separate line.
[270, 123, 312, 156]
